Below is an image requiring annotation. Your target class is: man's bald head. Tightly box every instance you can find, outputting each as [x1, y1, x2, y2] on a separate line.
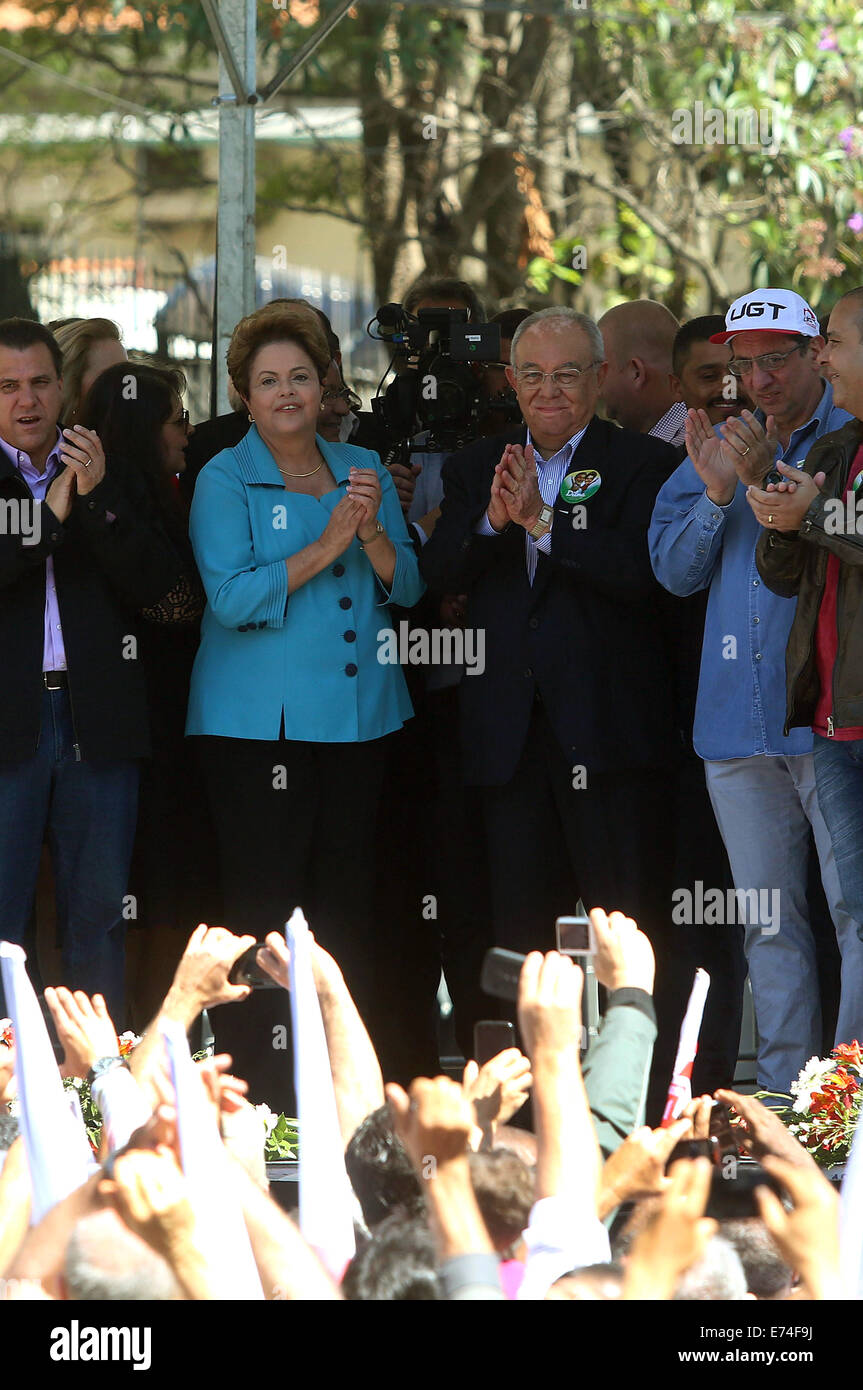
[64, 1209, 182, 1300]
[598, 300, 682, 432]
[600, 300, 680, 365]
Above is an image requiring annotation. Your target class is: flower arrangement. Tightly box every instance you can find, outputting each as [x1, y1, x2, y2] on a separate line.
[764, 1041, 863, 1167]
[255, 1104, 299, 1161]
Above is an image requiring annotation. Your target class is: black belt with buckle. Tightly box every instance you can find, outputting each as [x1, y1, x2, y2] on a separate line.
[43, 671, 68, 689]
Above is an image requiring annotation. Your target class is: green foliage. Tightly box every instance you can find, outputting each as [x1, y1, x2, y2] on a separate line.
[7, 0, 863, 308]
[62, 1066, 300, 1161]
[62, 1077, 103, 1151]
[573, 0, 863, 305]
[265, 1113, 300, 1162]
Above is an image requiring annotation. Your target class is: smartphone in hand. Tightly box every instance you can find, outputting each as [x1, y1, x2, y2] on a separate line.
[473, 1019, 515, 1067]
[228, 943, 281, 990]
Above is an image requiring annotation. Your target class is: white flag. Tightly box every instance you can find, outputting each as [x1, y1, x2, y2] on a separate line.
[161, 1019, 264, 1299]
[661, 967, 711, 1126]
[0, 942, 92, 1223]
[286, 907, 356, 1280]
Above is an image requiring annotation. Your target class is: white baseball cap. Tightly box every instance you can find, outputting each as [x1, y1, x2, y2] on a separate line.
[710, 288, 820, 343]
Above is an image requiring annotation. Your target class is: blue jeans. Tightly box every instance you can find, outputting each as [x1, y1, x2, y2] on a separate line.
[0, 686, 139, 1023]
[705, 752, 863, 1096]
[813, 734, 863, 945]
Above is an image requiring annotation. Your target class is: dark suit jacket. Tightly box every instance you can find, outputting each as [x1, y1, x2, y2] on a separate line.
[180, 411, 250, 505]
[0, 453, 191, 761]
[420, 418, 679, 786]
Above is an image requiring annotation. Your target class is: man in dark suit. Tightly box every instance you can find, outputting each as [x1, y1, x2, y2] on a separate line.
[421, 308, 680, 1106]
[0, 319, 187, 1023]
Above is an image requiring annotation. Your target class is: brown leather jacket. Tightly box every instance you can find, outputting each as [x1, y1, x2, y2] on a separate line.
[756, 417, 863, 735]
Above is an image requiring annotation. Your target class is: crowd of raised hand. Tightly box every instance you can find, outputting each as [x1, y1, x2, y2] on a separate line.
[0, 906, 849, 1305]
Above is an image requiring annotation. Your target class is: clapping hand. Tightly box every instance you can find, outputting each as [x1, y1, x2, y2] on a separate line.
[320, 495, 366, 558]
[346, 467, 383, 541]
[497, 443, 543, 531]
[746, 460, 826, 533]
[59, 424, 106, 494]
[719, 409, 780, 487]
[685, 408, 739, 505]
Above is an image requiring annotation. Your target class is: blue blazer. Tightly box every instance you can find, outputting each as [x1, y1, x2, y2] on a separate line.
[186, 429, 425, 742]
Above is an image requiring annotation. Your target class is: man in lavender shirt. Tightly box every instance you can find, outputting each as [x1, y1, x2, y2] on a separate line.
[0, 319, 171, 1022]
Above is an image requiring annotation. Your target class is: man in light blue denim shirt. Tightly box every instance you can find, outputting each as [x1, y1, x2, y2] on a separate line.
[649, 288, 863, 1097]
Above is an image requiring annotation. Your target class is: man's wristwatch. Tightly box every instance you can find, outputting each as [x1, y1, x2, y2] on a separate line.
[86, 1055, 127, 1086]
[528, 504, 554, 541]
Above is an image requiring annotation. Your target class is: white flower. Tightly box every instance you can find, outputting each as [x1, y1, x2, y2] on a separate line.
[255, 1103, 279, 1136]
[790, 1055, 835, 1113]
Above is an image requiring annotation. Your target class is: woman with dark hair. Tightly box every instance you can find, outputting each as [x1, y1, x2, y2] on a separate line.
[187, 302, 424, 1106]
[79, 364, 219, 1023]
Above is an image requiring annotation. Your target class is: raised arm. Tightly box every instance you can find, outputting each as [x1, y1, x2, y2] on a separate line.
[388, 1074, 502, 1298]
[581, 909, 658, 1158]
[257, 931, 385, 1148]
[129, 925, 255, 1107]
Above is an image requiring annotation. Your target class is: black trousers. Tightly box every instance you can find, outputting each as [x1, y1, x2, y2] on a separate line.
[668, 750, 744, 1097]
[480, 701, 678, 1122]
[196, 732, 387, 1110]
[426, 687, 493, 1059]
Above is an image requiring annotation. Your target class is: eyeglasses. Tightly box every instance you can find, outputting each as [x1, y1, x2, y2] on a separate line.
[727, 343, 808, 378]
[169, 409, 190, 428]
[321, 386, 362, 410]
[514, 363, 601, 390]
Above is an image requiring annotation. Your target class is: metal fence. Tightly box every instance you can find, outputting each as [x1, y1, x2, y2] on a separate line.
[0, 235, 382, 422]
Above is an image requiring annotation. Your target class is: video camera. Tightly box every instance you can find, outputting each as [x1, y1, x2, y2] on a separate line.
[368, 303, 502, 453]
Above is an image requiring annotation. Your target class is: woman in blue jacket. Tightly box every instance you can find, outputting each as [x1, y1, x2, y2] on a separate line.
[187, 302, 424, 1103]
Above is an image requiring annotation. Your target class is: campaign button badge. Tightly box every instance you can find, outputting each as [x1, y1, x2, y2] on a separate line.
[853, 471, 863, 493]
[560, 468, 601, 503]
